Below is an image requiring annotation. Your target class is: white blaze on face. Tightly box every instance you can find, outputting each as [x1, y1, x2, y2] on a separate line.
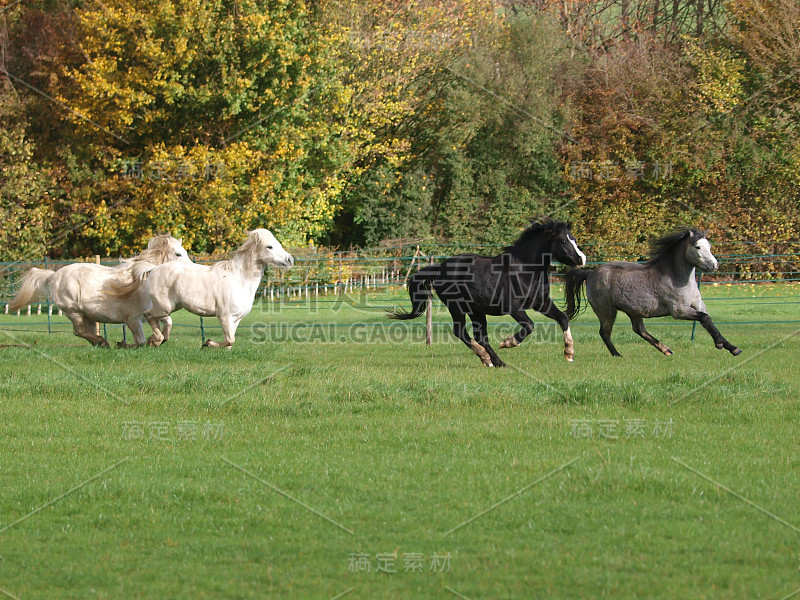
[568, 235, 587, 267]
[695, 238, 717, 271]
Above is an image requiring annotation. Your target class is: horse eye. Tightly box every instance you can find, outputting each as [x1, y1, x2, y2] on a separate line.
[267, 245, 274, 250]
[695, 245, 701, 249]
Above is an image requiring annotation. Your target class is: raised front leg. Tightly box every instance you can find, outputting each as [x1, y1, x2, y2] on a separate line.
[538, 301, 575, 361]
[203, 315, 241, 349]
[471, 313, 505, 367]
[500, 310, 534, 349]
[629, 314, 673, 356]
[674, 308, 741, 356]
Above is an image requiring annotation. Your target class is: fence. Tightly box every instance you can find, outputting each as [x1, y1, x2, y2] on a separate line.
[1, 241, 799, 342]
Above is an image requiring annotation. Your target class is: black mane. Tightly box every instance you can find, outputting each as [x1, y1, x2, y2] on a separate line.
[647, 228, 705, 264]
[505, 217, 567, 253]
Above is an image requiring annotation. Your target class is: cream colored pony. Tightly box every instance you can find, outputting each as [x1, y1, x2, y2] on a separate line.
[8, 235, 189, 347]
[107, 229, 293, 349]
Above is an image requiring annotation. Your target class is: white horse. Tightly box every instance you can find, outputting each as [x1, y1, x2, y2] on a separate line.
[107, 229, 293, 349]
[8, 235, 190, 347]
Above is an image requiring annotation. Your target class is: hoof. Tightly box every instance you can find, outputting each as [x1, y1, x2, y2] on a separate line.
[731, 347, 742, 356]
[500, 337, 519, 349]
[664, 349, 674, 356]
[715, 342, 725, 349]
[202, 340, 212, 348]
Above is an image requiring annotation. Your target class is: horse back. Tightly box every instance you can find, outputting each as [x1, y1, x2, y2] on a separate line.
[587, 262, 671, 317]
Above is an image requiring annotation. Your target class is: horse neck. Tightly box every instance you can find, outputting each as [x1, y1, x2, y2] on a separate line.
[508, 237, 551, 269]
[667, 245, 696, 284]
[230, 250, 265, 281]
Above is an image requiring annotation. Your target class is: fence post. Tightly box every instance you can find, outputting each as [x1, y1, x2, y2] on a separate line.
[426, 254, 433, 345]
[44, 256, 52, 335]
[95, 255, 101, 337]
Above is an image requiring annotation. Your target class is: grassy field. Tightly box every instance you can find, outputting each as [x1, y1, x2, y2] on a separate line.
[1, 283, 799, 599]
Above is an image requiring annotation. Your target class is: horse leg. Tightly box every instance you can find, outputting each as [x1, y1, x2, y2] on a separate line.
[67, 312, 110, 347]
[596, 307, 621, 357]
[629, 314, 673, 356]
[448, 307, 492, 367]
[145, 312, 166, 347]
[471, 313, 505, 367]
[500, 310, 534, 349]
[674, 308, 742, 356]
[159, 316, 173, 344]
[203, 315, 239, 349]
[117, 317, 147, 348]
[538, 301, 575, 361]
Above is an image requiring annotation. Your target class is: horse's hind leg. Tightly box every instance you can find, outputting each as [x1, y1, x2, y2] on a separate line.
[471, 313, 505, 367]
[448, 307, 492, 367]
[630, 314, 673, 356]
[67, 312, 110, 347]
[500, 310, 534, 349]
[595, 308, 621, 357]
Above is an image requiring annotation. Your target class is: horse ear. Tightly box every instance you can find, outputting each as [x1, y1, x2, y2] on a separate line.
[567, 221, 573, 230]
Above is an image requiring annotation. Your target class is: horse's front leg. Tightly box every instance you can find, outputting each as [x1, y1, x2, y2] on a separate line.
[145, 312, 166, 346]
[674, 308, 742, 356]
[203, 315, 240, 349]
[118, 317, 147, 348]
[500, 310, 534, 349]
[538, 301, 574, 361]
[159, 316, 173, 343]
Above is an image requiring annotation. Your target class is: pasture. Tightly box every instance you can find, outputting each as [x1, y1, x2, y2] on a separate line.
[1, 283, 799, 599]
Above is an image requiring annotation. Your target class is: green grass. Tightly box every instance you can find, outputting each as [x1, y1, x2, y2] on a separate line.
[1, 283, 799, 599]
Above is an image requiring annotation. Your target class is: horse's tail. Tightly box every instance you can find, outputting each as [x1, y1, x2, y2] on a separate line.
[103, 261, 157, 299]
[386, 265, 439, 320]
[7, 268, 57, 312]
[564, 268, 592, 321]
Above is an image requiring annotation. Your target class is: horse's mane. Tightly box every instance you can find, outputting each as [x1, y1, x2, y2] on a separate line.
[120, 234, 180, 266]
[504, 217, 567, 252]
[647, 228, 705, 264]
[210, 230, 264, 273]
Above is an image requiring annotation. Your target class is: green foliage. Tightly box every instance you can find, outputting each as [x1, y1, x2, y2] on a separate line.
[1, 0, 799, 257]
[0, 91, 53, 261]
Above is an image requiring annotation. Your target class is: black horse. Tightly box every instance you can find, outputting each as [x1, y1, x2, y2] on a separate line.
[388, 219, 587, 367]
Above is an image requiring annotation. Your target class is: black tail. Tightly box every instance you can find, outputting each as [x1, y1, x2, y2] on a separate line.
[386, 266, 438, 320]
[564, 268, 592, 321]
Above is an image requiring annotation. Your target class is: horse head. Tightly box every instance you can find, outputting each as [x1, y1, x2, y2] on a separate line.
[245, 229, 294, 268]
[684, 231, 718, 272]
[549, 222, 587, 268]
[128, 234, 191, 265]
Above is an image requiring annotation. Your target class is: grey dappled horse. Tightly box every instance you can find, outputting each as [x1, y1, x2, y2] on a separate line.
[564, 228, 741, 357]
